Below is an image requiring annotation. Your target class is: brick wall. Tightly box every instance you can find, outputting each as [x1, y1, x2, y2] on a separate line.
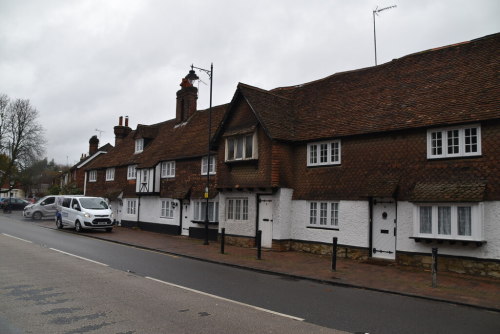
[292, 119, 500, 201]
[160, 158, 217, 199]
[85, 166, 132, 198]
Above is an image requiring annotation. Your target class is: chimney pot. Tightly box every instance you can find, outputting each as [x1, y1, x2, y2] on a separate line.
[119, 116, 123, 126]
[125, 116, 129, 127]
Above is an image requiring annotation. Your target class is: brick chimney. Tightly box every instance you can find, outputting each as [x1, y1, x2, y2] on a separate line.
[114, 116, 132, 146]
[176, 77, 198, 123]
[89, 135, 99, 155]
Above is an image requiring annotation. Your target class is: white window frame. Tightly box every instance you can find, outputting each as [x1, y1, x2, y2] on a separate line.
[193, 200, 219, 222]
[307, 140, 341, 166]
[161, 161, 176, 178]
[105, 168, 115, 181]
[308, 201, 339, 228]
[160, 200, 174, 219]
[226, 198, 249, 221]
[413, 203, 483, 241]
[201, 156, 216, 175]
[126, 199, 137, 215]
[427, 124, 481, 159]
[88, 170, 97, 182]
[225, 132, 258, 161]
[127, 165, 137, 180]
[135, 138, 144, 153]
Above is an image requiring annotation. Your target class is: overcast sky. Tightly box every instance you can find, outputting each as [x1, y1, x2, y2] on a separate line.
[0, 0, 498, 166]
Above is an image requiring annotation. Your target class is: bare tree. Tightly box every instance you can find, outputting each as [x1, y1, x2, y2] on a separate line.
[0, 96, 46, 187]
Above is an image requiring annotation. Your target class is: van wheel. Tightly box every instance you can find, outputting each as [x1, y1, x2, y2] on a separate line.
[75, 221, 82, 233]
[56, 218, 63, 229]
[32, 211, 42, 220]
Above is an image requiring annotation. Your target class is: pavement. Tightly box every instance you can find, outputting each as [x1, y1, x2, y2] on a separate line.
[31, 218, 500, 312]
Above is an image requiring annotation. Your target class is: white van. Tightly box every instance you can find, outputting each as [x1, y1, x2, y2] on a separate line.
[55, 196, 114, 232]
[24, 195, 63, 220]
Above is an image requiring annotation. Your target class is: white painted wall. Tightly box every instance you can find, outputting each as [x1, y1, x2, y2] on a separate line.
[272, 188, 293, 240]
[138, 197, 180, 226]
[397, 201, 500, 260]
[290, 200, 370, 247]
[219, 191, 257, 237]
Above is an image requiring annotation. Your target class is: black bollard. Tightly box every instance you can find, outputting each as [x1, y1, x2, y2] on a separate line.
[220, 228, 225, 254]
[332, 237, 338, 271]
[256, 230, 262, 260]
[431, 247, 438, 288]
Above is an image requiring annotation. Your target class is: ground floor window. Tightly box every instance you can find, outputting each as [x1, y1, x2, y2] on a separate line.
[126, 199, 137, 215]
[193, 200, 219, 222]
[160, 200, 174, 219]
[414, 203, 482, 240]
[308, 201, 339, 228]
[226, 198, 248, 221]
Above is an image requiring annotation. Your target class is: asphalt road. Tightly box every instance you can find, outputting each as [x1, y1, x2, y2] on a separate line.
[1, 212, 499, 334]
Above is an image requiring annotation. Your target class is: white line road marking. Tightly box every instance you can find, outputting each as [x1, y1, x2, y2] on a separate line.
[49, 248, 109, 266]
[2, 233, 33, 243]
[146, 276, 305, 322]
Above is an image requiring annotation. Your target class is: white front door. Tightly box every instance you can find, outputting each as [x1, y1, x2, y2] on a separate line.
[372, 198, 396, 260]
[181, 202, 190, 236]
[258, 196, 273, 248]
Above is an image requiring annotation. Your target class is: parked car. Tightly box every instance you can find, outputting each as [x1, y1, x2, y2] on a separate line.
[23, 195, 62, 220]
[1, 198, 30, 210]
[55, 196, 114, 232]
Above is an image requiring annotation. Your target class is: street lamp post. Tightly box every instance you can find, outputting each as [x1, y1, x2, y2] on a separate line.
[186, 63, 213, 246]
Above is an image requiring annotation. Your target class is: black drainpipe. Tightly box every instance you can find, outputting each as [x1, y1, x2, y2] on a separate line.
[178, 199, 183, 235]
[255, 194, 261, 247]
[368, 197, 373, 258]
[137, 196, 141, 229]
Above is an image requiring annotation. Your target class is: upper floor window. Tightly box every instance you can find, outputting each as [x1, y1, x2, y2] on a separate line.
[105, 168, 115, 181]
[88, 170, 97, 182]
[307, 140, 341, 166]
[161, 161, 175, 178]
[414, 203, 482, 241]
[427, 124, 481, 159]
[135, 138, 144, 153]
[201, 156, 216, 175]
[309, 201, 339, 228]
[225, 133, 257, 161]
[160, 200, 175, 219]
[127, 165, 137, 180]
[193, 200, 219, 222]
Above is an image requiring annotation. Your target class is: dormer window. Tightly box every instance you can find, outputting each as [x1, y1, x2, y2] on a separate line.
[225, 133, 257, 162]
[135, 138, 144, 153]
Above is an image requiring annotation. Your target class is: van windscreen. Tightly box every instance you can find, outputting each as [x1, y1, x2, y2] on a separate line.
[79, 198, 109, 210]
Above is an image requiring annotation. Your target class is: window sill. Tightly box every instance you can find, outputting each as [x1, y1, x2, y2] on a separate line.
[307, 226, 339, 231]
[410, 236, 486, 246]
[225, 158, 258, 165]
[306, 163, 341, 168]
[191, 220, 219, 225]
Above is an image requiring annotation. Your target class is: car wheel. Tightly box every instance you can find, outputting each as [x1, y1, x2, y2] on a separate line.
[105, 228, 112, 232]
[32, 211, 42, 220]
[56, 218, 63, 229]
[75, 221, 82, 233]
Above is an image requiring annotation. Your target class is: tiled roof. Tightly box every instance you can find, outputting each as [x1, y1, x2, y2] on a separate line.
[237, 33, 500, 142]
[137, 104, 227, 168]
[236, 84, 295, 141]
[410, 182, 487, 202]
[86, 104, 228, 170]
